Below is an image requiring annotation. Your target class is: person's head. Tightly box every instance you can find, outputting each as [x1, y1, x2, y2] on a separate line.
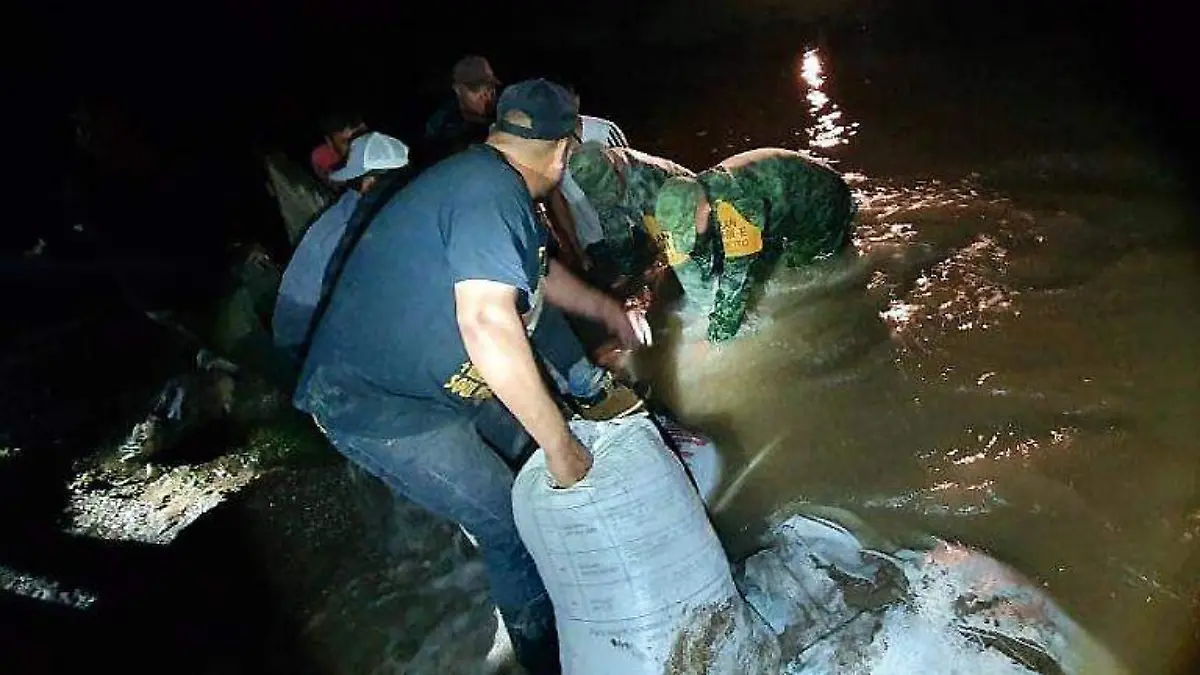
[452, 55, 501, 120]
[561, 82, 582, 112]
[320, 111, 367, 158]
[328, 132, 411, 193]
[654, 176, 710, 261]
[487, 79, 581, 198]
[568, 142, 624, 208]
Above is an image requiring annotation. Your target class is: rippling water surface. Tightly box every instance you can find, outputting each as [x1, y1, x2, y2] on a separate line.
[261, 17, 1196, 674]
[621, 26, 1197, 674]
[13, 7, 1195, 674]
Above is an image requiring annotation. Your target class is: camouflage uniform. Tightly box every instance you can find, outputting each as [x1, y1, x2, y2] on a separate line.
[567, 143, 695, 279]
[659, 148, 856, 343]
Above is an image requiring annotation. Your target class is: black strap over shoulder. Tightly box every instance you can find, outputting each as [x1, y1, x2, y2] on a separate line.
[294, 169, 411, 365]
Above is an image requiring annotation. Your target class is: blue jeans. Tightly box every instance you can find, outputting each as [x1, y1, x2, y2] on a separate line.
[318, 401, 560, 674]
[531, 306, 606, 400]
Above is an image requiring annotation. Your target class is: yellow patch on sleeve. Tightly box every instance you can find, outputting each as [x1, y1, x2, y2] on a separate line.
[643, 214, 691, 266]
[715, 201, 764, 258]
[642, 214, 662, 239]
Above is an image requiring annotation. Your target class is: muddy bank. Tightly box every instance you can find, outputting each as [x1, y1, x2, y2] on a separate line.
[2, 444, 502, 675]
[6, 2, 1197, 674]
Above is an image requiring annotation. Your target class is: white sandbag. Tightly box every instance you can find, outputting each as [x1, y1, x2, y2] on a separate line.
[651, 412, 724, 505]
[512, 413, 778, 675]
[737, 510, 1129, 675]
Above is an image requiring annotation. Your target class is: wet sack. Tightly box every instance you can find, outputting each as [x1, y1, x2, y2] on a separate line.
[512, 414, 778, 674]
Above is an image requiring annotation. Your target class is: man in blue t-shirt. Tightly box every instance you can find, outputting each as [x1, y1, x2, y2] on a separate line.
[294, 80, 649, 674]
[272, 132, 411, 360]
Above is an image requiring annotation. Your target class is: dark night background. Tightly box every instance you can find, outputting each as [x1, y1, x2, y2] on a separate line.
[12, 0, 1193, 273]
[3, 0, 1196, 673]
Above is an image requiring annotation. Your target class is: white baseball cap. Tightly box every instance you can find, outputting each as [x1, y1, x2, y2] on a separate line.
[329, 132, 410, 183]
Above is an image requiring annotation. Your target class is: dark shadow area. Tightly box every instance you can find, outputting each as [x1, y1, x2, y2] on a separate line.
[3, 1, 1194, 673]
[0, 296, 313, 674]
[152, 423, 252, 467]
[0, 309, 180, 535]
[0, 495, 318, 675]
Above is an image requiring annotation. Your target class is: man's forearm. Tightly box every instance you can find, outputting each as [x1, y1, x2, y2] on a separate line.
[544, 258, 618, 321]
[456, 286, 571, 453]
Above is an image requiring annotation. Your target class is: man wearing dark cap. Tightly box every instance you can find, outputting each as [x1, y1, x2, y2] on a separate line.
[294, 79, 650, 674]
[422, 55, 501, 165]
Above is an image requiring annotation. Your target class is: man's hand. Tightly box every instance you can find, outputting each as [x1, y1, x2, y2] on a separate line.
[544, 259, 652, 349]
[544, 434, 593, 487]
[600, 300, 653, 349]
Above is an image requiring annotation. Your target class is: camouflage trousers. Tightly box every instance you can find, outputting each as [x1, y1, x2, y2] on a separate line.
[687, 189, 857, 343]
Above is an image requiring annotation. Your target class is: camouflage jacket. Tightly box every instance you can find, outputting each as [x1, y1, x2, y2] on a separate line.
[685, 148, 856, 343]
[572, 146, 695, 277]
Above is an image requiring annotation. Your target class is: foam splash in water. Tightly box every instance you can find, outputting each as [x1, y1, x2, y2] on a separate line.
[739, 511, 1129, 675]
[854, 480, 1010, 518]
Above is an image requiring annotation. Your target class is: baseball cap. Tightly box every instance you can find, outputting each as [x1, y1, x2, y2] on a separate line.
[329, 132, 410, 183]
[453, 55, 501, 89]
[493, 79, 579, 142]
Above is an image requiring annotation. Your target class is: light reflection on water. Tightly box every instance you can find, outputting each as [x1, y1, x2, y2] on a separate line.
[636, 142, 1199, 672]
[797, 47, 859, 150]
[16, 19, 1195, 675]
[293, 27, 1196, 675]
[626, 31, 1200, 666]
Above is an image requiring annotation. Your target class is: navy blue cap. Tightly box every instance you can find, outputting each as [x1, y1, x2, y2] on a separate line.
[493, 79, 579, 141]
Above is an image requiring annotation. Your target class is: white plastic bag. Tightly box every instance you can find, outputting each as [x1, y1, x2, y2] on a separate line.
[737, 510, 1129, 675]
[652, 412, 724, 506]
[512, 413, 778, 674]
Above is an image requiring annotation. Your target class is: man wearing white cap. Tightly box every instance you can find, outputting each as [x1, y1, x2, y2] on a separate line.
[272, 132, 411, 358]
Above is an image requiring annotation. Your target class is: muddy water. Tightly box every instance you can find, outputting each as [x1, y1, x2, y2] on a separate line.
[15, 9, 1196, 675]
[618, 26, 1198, 675]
